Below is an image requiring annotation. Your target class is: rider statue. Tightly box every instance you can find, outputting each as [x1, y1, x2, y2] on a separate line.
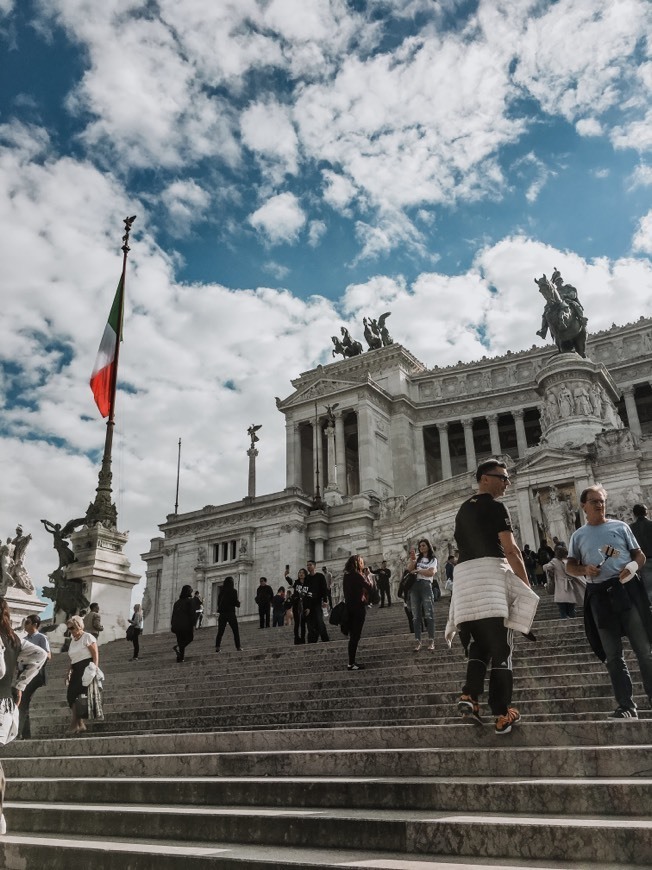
[536, 268, 587, 339]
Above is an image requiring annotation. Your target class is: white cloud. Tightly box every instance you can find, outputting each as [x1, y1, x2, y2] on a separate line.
[632, 210, 652, 253]
[263, 260, 291, 280]
[576, 118, 603, 137]
[249, 192, 306, 244]
[629, 164, 652, 188]
[240, 100, 299, 180]
[159, 179, 211, 229]
[307, 219, 327, 247]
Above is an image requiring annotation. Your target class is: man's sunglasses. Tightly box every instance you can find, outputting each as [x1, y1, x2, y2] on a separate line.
[484, 473, 510, 482]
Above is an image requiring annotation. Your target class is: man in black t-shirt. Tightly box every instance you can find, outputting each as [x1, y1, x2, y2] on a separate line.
[630, 504, 652, 602]
[453, 459, 529, 735]
[304, 561, 330, 643]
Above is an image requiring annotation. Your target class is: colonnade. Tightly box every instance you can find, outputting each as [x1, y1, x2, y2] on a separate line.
[286, 410, 356, 496]
[434, 409, 530, 479]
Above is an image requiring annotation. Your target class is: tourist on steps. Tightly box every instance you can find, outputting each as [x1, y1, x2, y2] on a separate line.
[629, 503, 652, 602]
[0, 598, 48, 835]
[171, 584, 195, 662]
[566, 485, 652, 719]
[407, 539, 437, 652]
[290, 569, 307, 644]
[66, 614, 104, 733]
[128, 603, 143, 660]
[255, 577, 274, 628]
[543, 546, 585, 619]
[446, 459, 537, 735]
[17, 613, 51, 739]
[215, 576, 242, 652]
[304, 561, 330, 643]
[343, 554, 374, 670]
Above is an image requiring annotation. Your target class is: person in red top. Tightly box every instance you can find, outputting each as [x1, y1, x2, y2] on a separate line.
[343, 554, 374, 671]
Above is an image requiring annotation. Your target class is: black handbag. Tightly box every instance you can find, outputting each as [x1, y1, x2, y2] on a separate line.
[126, 624, 136, 642]
[74, 694, 89, 719]
[329, 601, 346, 626]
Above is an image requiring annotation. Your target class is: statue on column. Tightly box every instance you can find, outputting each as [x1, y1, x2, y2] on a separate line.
[247, 424, 262, 447]
[534, 268, 587, 357]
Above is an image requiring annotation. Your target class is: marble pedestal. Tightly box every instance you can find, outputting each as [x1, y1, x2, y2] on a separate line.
[65, 524, 140, 645]
[4, 587, 47, 629]
[536, 353, 623, 449]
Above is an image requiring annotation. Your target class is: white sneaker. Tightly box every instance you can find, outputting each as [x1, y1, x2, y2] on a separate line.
[0, 813, 7, 835]
[413, 641, 422, 652]
[428, 640, 435, 651]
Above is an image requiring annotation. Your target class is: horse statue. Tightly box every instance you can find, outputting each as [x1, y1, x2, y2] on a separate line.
[363, 317, 382, 350]
[332, 328, 363, 359]
[534, 269, 587, 358]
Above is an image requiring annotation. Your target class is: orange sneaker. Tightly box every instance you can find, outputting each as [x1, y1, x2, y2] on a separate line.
[495, 707, 521, 735]
[458, 694, 482, 724]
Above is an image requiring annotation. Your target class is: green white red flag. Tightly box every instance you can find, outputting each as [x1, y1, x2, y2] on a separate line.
[90, 276, 123, 417]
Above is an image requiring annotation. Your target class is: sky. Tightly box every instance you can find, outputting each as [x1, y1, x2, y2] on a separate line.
[0, 0, 651, 611]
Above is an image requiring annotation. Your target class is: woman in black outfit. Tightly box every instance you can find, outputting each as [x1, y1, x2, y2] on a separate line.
[171, 584, 195, 662]
[215, 576, 242, 652]
[343, 554, 373, 671]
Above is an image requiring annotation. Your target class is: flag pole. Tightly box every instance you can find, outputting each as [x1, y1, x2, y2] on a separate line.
[86, 215, 136, 529]
[174, 437, 181, 516]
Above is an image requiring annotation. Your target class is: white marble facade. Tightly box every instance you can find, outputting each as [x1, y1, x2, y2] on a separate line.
[142, 317, 652, 632]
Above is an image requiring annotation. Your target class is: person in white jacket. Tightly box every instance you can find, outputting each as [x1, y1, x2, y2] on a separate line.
[0, 598, 48, 835]
[451, 459, 534, 735]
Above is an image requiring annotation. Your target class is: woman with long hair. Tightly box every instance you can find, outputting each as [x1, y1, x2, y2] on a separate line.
[407, 538, 437, 651]
[65, 614, 101, 734]
[0, 598, 47, 833]
[343, 554, 374, 671]
[291, 568, 308, 645]
[215, 576, 242, 652]
[129, 603, 143, 660]
[171, 584, 195, 662]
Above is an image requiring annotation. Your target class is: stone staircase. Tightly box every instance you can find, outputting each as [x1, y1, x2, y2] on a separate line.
[1, 594, 651, 868]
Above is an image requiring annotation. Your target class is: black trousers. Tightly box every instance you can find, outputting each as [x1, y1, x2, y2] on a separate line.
[18, 670, 46, 739]
[379, 580, 391, 607]
[258, 603, 271, 628]
[131, 630, 141, 658]
[306, 604, 329, 643]
[347, 608, 366, 665]
[215, 613, 241, 649]
[174, 630, 194, 661]
[461, 617, 514, 716]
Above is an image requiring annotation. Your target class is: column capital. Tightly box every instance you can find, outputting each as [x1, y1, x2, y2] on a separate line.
[512, 408, 524, 420]
[621, 384, 635, 398]
[486, 413, 498, 423]
[461, 417, 474, 430]
[436, 421, 449, 432]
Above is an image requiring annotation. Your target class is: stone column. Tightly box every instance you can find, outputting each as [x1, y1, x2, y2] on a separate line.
[323, 424, 343, 506]
[462, 418, 476, 472]
[487, 413, 501, 456]
[247, 447, 258, 498]
[294, 424, 303, 490]
[312, 421, 321, 496]
[436, 422, 452, 480]
[414, 425, 428, 491]
[513, 409, 528, 458]
[622, 385, 642, 439]
[335, 412, 347, 495]
[285, 421, 296, 488]
[356, 403, 375, 493]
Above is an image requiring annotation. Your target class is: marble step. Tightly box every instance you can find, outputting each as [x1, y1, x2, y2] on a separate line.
[5, 720, 652, 757]
[4, 743, 649, 779]
[5, 803, 652, 865]
[7, 775, 652, 816]
[0, 833, 638, 870]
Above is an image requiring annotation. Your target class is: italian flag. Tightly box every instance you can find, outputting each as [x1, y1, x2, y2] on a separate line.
[90, 277, 124, 418]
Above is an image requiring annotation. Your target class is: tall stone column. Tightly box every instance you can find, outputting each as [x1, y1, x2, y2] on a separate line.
[335, 412, 347, 495]
[247, 447, 258, 498]
[462, 418, 476, 472]
[487, 413, 501, 456]
[356, 403, 375, 493]
[294, 424, 302, 490]
[414, 425, 428, 491]
[323, 423, 343, 506]
[285, 421, 296, 488]
[513, 409, 528, 458]
[437, 422, 452, 480]
[622, 385, 642, 438]
[312, 421, 321, 496]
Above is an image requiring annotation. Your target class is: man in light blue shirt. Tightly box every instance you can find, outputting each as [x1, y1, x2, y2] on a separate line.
[567, 485, 652, 719]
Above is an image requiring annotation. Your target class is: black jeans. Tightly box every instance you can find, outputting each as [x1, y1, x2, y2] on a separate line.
[131, 630, 141, 658]
[215, 613, 241, 649]
[379, 581, 391, 607]
[306, 604, 329, 643]
[18, 670, 46, 739]
[347, 608, 366, 665]
[293, 604, 305, 644]
[461, 617, 514, 716]
[174, 630, 193, 661]
[258, 603, 271, 628]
